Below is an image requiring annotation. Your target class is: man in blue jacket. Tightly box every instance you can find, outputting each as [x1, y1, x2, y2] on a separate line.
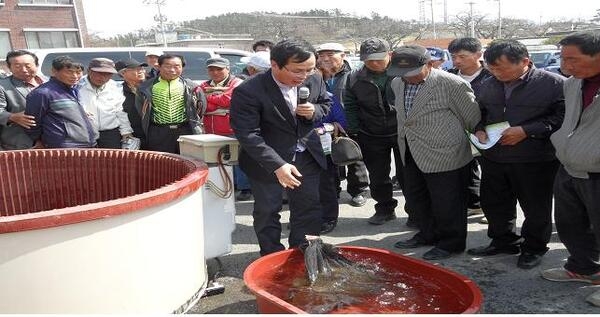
[25, 55, 96, 148]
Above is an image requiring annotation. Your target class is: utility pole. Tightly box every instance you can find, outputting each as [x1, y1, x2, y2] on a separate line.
[496, 0, 502, 39]
[143, 0, 168, 47]
[466, 1, 475, 38]
[444, 0, 448, 24]
[430, 0, 437, 39]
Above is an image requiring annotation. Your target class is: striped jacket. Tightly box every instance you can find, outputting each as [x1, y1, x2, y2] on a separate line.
[391, 69, 480, 173]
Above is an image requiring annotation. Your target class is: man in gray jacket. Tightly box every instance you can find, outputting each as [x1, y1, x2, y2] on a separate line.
[542, 31, 600, 307]
[390, 45, 480, 260]
[0, 50, 45, 150]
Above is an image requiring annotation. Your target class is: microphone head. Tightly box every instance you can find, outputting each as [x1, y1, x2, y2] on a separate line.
[298, 87, 310, 99]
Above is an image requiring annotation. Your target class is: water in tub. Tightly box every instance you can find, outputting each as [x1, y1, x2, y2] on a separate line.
[263, 236, 467, 314]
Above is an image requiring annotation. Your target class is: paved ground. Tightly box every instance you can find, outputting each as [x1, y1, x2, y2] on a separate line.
[188, 189, 600, 314]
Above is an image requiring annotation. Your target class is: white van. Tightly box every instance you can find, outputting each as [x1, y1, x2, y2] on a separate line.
[30, 47, 251, 82]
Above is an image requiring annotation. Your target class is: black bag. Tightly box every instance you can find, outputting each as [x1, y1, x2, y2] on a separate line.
[330, 123, 363, 166]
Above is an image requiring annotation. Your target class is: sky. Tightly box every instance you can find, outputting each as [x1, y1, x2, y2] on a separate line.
[82, 0, 599, 38]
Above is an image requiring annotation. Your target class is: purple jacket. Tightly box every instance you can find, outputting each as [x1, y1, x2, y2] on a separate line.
[25, 77, 96, 148]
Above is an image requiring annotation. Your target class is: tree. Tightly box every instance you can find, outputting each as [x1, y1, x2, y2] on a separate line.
[592, 9, 600, 24]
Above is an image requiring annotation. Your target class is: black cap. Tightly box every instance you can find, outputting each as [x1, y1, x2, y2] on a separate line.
[115, 58, 148, 72]
[359, 38, 390, 61]
[206, 57, 230, 68]
[387, 45, 431, 77]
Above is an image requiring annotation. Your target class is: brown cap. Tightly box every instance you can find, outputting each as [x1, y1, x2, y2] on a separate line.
[88, 58, 117, 74]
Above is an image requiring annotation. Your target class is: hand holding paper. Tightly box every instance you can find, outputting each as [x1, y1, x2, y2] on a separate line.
[469, 121, 510, 150]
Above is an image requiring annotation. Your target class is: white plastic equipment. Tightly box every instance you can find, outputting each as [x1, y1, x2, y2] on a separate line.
[178, 134, 239, 259]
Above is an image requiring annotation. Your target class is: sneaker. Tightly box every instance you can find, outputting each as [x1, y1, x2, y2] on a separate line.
[236, 190, 253, 201]
[585, 289, 600, 307]
[349, 194, 367, 207]
[367, 213, 396, 225]
[541, 268, 600, 284]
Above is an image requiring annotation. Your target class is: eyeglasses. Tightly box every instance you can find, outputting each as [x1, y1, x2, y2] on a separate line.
[283, 65, 316, 77]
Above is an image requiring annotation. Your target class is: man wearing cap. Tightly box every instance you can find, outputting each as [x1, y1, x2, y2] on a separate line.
[25, 55, 96, 148]
[200, 57, 250, 201]
[240, 51, 271, 80]
[389, 45, 480, 260]
[200, 57, 243, 136]
[78, 58, 134, 149]
[116, 58, 147, 148]
[145, 50, 163, 79]
[315, 42, 370, 231]
[344, 37, 402, 226]
[135, 54, 206, 154]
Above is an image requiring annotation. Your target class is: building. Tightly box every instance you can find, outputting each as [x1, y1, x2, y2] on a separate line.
[0, 0, 88, 58]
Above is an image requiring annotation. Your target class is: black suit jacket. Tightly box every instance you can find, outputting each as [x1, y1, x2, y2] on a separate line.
[230, 70, 331, 182]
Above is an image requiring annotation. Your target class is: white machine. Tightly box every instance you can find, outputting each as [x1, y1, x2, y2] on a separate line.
[178, 134, 239, 259]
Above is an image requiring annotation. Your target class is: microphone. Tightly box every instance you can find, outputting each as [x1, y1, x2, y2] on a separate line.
[298, 87, 310, 105]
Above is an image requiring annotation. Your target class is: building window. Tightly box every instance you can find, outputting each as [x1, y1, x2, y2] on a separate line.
[0, 32, 11, 58]
[18, 0, 72, 4]
[24, 31, 79, 49]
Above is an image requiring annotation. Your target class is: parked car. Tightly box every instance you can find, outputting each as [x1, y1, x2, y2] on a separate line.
[345, 56, 363, 70]
[30, 47, 251, 82]
[212, 48, 252, 76]
[529, 50, 561, 69]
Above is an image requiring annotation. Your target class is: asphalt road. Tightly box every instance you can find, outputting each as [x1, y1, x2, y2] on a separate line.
[188, 188, 600, 314]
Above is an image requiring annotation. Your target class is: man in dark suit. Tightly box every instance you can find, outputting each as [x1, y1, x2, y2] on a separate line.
[0, 50, 45, 150]
[230, 39, 331, 256]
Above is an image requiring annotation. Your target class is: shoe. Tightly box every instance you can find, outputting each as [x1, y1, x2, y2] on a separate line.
[349, 194, 366, 207]
[405, 218, 418, 229]
[320, 220, 337, 234]
[236, 190, 253, 201]
[467, 206, 483, 216]
[585, 289, 600, 307]
[541, 268, 600, 284]
[517, 252, 543, 269]
[467, 243, 520, 256]
[423, 247, 453, 260]
[394, 237, 427, 249]
[479, 216, 488, 224]
[367, 213, 396, 225]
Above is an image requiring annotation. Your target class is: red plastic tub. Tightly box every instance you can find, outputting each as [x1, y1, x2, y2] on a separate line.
[243, 246, 483, 314]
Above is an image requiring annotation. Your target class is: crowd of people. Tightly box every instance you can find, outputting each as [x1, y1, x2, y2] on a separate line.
[1, 31, 599, 306]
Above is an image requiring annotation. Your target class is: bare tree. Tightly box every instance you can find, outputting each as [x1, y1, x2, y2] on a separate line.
[592, 9, 600, 24]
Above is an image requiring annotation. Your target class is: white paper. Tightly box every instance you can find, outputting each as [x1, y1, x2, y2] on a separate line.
[319, 132, 333, 154]
[469, 121, 510, 150]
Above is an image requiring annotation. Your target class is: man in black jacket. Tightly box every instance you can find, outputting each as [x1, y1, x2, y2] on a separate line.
[447, 37, 493, 222]
[344, 38, 403, 226]
[467, 40, 565, 269]
[230, 39, 331, 256]
[116, 58, 147, 149]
